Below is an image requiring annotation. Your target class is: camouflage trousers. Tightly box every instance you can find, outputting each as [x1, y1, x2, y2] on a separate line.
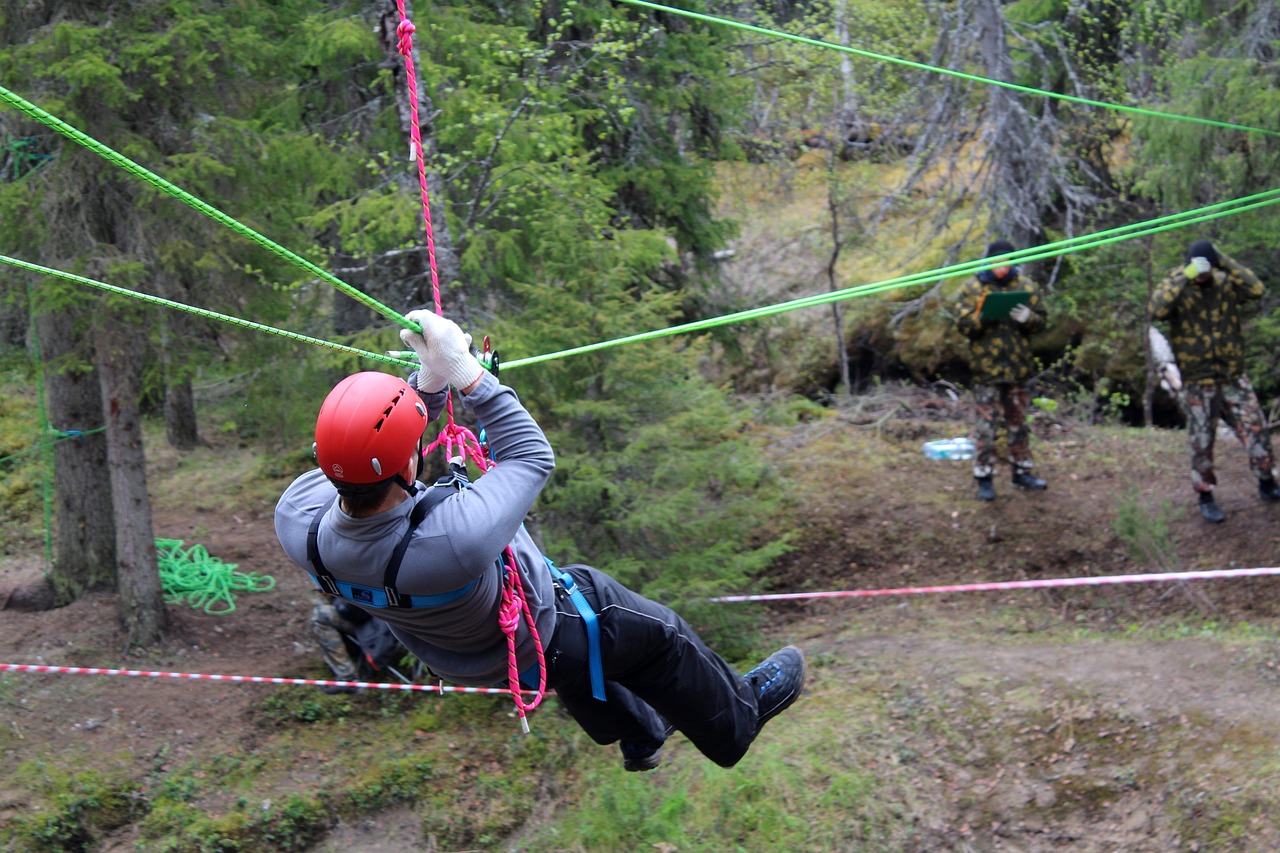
[311, 594, 361, 680]
[970, 382, 1034, 479]
[1182, 375, 1276, 493]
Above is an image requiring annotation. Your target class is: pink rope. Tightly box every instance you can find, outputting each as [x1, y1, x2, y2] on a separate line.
[499, 547, 548, 732]
[393, 7, 549, 725]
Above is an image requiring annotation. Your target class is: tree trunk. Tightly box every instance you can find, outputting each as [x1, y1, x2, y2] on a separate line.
[834, 0, 859, 143]
[163, 376, 199, 450]
[33, 307, 116, 604]
[95, 311, 166, 645]
[158, 319, 199, 449]
[825, 159, 852, 394]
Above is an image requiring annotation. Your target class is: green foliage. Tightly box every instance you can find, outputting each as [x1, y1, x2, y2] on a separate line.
[5, 763, 141, 851]
[533, 337, 792, 602]
[1112, 487, 1181, 571]
[1131, 56, 1280, 211]
[0, 354, 44, 551]
[139, 793, 326, 852]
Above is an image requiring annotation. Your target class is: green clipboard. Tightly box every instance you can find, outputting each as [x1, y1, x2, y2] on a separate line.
[977, 290, 1030, 320]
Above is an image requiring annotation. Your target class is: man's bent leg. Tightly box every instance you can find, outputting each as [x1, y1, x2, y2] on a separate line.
[558, 565, 764, 768]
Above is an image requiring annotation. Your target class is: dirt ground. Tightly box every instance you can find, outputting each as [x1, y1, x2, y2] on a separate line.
[4, 412, 1280, 851]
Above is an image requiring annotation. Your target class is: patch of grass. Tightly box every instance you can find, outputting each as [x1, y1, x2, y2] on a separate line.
[1112, 487, 1180, 571]
[3, 763, 142, 852]
[139, 793, 328, 852]
[258, 689, 356, 726]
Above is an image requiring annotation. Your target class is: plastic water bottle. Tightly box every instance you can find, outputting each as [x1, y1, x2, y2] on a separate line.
[922, 436, 975, 460]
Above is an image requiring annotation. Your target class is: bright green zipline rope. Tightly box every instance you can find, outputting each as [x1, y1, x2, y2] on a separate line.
[615, 0, 1280, 139]
[156, 538, 275, 615]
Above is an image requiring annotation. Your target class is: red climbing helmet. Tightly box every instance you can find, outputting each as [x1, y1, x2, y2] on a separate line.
[314, 372, 428, 485]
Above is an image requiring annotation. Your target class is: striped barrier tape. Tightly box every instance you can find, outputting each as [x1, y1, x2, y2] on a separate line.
[0, 663, 535, 695]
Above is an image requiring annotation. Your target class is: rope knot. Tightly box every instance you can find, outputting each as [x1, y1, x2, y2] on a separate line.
[498, 590, 521, 634]
[397, 20, 415, 55]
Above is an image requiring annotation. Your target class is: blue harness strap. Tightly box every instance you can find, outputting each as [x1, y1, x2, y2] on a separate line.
[546, 559, 606, 702]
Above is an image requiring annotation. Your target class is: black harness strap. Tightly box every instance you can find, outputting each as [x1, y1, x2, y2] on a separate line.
[381, 482, 456, 606]
[307, 476, 464, 608]
[307, 495, 341, 595]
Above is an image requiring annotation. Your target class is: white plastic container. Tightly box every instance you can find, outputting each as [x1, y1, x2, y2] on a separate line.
[922, 437, 975, 460]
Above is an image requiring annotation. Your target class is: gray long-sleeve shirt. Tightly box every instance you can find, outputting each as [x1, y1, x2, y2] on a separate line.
[274, 372, 557, 686]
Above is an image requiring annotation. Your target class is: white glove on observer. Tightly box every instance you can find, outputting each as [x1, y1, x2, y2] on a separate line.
[1009, 303, 1032, 324]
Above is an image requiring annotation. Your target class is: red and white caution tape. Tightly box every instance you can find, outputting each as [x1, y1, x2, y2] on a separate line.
[710, 566, 1280, 602]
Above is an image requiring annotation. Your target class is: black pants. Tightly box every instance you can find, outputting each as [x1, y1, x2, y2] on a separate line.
[544, 565, 759, 768]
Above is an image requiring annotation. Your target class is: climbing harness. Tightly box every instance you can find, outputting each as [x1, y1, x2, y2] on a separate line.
[305, 475, 482, 609]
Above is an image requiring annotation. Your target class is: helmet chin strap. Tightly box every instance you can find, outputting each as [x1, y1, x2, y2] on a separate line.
[393, 474, 419, 496]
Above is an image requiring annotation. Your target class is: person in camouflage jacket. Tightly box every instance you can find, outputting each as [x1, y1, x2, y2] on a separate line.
[954, 240, 1048, 501]
[1149, 238, 1280, 523]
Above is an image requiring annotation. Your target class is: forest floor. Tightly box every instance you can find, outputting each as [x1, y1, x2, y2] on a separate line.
[4, 392, 1280, 851]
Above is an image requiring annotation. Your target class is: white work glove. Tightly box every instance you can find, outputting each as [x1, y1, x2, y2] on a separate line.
[1147, 327, 1182, 392]
[1159, 361, 1183, 393]
[1009, 303, 1032, 324]
[400, 310, 484, 393]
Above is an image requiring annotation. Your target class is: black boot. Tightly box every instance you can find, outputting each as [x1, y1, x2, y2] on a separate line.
[1011, 470, 1047, 490]
[620, 721, 675, 772]
[1260, 478, 1280, 501]
[975, 476, 996, 501]
[743, 645, 806, 736]
[1198, 492, 1225, 523]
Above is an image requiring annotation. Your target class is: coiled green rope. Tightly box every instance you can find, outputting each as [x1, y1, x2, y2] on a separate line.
[156, 538, 276, 615]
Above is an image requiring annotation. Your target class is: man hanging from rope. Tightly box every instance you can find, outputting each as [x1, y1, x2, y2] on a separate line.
[274, 310, 805, 771]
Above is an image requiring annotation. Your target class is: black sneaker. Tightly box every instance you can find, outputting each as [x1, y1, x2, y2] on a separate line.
[1260, 478, 1280, 501]
[1011, 471, 1047, 490]
[743, 645, 806, 735]
[1198, 492, 1225, 523]
[620, 722, 674, 772]
[620, 741, 663, 772]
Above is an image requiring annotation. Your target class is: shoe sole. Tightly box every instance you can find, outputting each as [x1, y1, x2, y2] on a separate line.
[623, 746, 663, 772]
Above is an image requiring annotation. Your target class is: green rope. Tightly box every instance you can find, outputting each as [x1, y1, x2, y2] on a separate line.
[0, 85, 422, 333]
[156, 538, 276, 615]
[615, 0, 1280, 139]
[502, 186, 1280, 369]
[0, 254, 417, 371]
